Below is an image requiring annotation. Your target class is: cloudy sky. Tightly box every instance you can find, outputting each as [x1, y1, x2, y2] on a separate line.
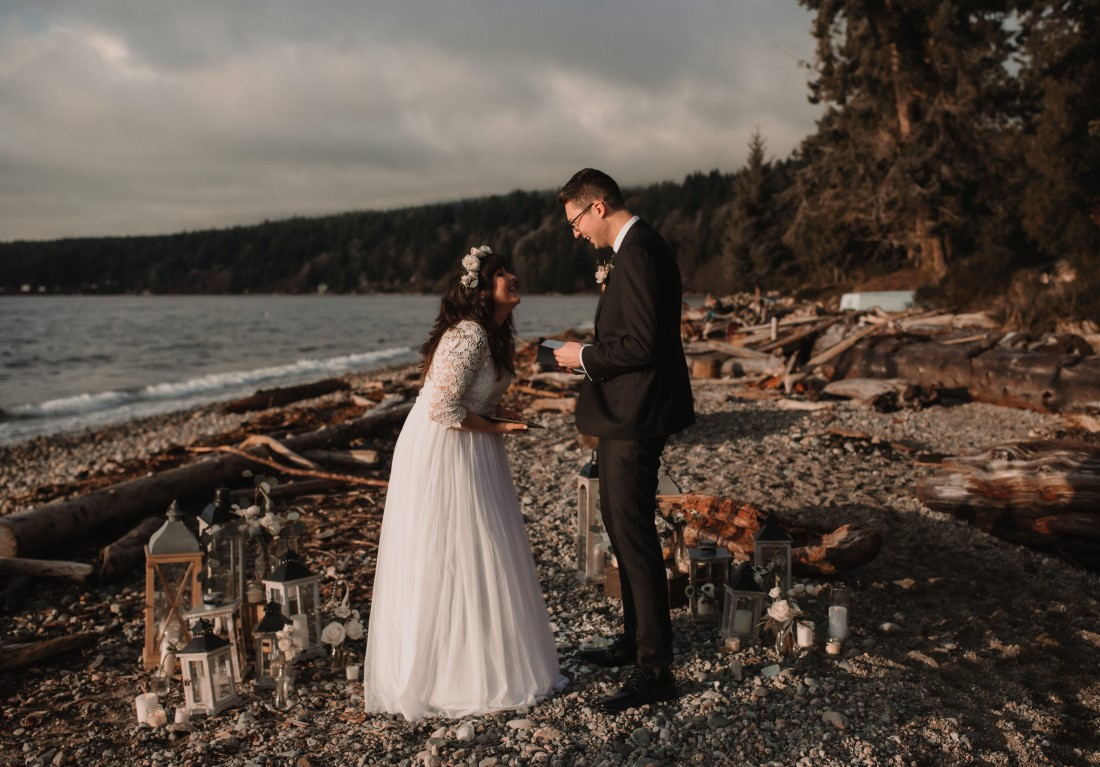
[0, 1, 822, 242]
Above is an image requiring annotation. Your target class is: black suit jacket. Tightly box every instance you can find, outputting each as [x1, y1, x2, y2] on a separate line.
[575, 220, 695, 440]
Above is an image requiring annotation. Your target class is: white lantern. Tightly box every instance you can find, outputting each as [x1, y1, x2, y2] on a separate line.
[575, 451, 608, 586]
[143, 501, 203, 671]
[262, 550, 323, 657]
[178, 619, 242, 716]
[198, 486, 247, 604]
[184, 593, 248, 682]
[721, 562, 765, 646]
[753, 512, 792, 597]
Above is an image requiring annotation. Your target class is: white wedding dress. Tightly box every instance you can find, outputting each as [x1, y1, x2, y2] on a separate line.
[363, 320, 567, 721]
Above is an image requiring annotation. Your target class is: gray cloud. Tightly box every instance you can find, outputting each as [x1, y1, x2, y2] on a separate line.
[0, 1, 821, 241]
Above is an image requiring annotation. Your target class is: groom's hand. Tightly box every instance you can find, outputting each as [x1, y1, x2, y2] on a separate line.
[553, 341, 583, 372]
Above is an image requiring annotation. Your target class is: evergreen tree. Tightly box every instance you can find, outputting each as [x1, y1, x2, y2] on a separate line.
[788, 0, 1024, 283]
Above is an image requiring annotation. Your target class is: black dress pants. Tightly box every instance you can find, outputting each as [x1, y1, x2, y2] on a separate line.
[598, 435, 673, 671]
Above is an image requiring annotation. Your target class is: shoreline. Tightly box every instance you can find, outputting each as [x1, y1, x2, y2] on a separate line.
[2, 371, 1099, 766]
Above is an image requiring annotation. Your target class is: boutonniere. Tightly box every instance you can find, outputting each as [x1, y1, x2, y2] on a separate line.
[595, 261, 614, 285]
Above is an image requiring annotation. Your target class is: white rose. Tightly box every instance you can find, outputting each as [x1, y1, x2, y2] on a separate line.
[462, 254, 480, 271]
[321, 621, 347, 646]
[769, 586, 782, 599]
[343, 617, 364, 641]
[333, 604, 351, 619]
[768, 600, 793, 623]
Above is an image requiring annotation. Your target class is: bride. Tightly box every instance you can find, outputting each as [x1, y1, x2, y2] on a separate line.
[363, 245, 567, 721]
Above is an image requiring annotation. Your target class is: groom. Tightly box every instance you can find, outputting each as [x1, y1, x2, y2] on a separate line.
[553, 168, 695, 711]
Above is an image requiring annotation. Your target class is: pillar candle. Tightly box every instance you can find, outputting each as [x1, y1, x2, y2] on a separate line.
[345, 664, 360, 681]
[733, 609, 753, 636]
[828, 605, 849, 640]
[796, 620, 815, 648]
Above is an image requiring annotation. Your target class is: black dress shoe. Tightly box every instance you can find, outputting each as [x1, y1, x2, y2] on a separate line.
[598, 666, 678, 712]
[575, 637, 635, 668]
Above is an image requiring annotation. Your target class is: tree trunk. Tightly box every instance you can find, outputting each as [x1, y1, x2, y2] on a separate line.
[95, 516, 165, 583]
[0, 398, 412, 558]
[0, 632, 99, 672]
[0, 557, 94, 583]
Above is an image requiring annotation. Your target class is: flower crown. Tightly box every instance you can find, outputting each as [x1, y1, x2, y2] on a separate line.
[461, 245, 492, 289]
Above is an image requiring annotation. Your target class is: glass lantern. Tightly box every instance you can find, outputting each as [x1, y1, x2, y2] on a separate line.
[263, 550, 323, 657]
[685, 529, 730, 622]
[252, 600, 294, 689]
[753, 512, 792, 597]
[198, 486, 247, 604]
[178, 619, 242, 716]
[143, 501, 203, 671]
[721, 562, 765, 647]
[185, 593, 249, 683]
[575, 451, 607, 586]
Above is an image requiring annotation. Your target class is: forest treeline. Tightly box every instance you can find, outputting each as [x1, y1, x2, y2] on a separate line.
[2, 1, 1097, 330]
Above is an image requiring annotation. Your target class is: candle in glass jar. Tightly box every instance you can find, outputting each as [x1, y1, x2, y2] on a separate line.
[174, 707, 191, 725]
[134, 692, 159, 725]
[147, 706, 168, 728]
[345, 664, 361, 681]
[826, 638, 842, 655]
[828, 605, 848, 640]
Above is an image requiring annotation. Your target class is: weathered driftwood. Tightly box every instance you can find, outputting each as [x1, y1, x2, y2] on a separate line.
[0, 397, 413, 558]
[916, 440, 1100, 570]
[0, 574, 32, 613]
[657, 493, 881, 575]
[0, 632, 99, 672]
[96, 516, 165, 582]
[833, 337, 1100, 413]
[222, 378, 350, 413]
[0, 556, 94, 583]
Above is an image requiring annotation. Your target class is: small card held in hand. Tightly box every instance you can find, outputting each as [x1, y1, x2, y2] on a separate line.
[537, 339, 583, 374]
[484, 416, 545, 429]
[537, 339, 564, 368]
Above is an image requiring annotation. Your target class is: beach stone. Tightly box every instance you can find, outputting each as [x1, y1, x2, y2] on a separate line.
[822, 711, 849, 729]
[455, 723, 476, 742]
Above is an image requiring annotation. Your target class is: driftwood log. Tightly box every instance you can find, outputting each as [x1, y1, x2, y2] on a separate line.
[916, 440, 1100, 570]
[0, 397, 413, 559]
[222, 378, 350, 414]
[95, 516, 165, 582]
[0, 632, 99, 672]
[657, 493, 882, 575]
[0, 556, 94, 583]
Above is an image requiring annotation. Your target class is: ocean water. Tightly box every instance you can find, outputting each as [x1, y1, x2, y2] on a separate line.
[0, 294, 598, 446]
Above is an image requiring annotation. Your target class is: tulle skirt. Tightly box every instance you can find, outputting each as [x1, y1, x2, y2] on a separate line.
[363, 399, 567, 721]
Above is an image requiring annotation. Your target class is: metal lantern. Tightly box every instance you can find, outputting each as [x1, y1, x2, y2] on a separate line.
[721, 561, 765, 646]
[262, 550, 323, 657]
[178, 619, 242, 716]
[575, 450, 608, 585]
[685, 528, 730, 622]
[144, 501, 203, 671]
[252, 600, 293, 689]
[753, 512, 792, 597]
[655, 458, 683, 498]
[184, 593, 248, 682]
[198, 487, 247, 604]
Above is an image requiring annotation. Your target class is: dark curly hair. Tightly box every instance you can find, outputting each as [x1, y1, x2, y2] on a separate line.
[420, 247, 517, 380]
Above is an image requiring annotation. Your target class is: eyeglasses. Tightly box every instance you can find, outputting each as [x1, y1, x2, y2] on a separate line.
[567, 201, 596, 231]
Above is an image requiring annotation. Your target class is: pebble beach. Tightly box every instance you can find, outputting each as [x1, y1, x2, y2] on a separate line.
[2, 363, 1099, 767]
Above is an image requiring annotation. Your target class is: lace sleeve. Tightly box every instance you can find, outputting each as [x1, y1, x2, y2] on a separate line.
[427, 321, 488, 428]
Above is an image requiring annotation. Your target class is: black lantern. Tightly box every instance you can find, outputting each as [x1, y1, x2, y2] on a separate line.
[721, 562, 765, 648]
[575, 451, 608, 586]
[753, 513, 792, 597]
[685, 528, 730, 622]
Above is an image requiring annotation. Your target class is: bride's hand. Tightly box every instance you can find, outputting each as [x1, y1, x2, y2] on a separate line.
[496, 406, 524, 421]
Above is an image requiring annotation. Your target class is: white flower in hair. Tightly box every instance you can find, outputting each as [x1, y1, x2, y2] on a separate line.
[460, 245, 492, 289]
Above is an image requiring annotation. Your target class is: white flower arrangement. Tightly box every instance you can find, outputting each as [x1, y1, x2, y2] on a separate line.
[595, 261, 614, 285]
[763, 581, 804, 658]
[460, 245, 492, 289]
[323, 582, 365, 648]
[276, 625, 304, 662]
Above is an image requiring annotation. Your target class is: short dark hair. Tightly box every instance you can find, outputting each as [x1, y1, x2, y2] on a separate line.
[557, 168, 626, 211]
